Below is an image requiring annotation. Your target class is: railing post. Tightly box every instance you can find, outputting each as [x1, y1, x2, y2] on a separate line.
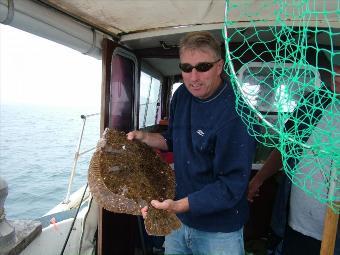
[64, 115, 87, 203]
[64, 113, 99, 204]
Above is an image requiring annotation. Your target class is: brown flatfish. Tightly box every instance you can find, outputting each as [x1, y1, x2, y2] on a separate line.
[88, 128, 181, 236]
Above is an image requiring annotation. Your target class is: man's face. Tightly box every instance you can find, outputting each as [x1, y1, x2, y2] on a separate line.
[180, 48, 223, 99]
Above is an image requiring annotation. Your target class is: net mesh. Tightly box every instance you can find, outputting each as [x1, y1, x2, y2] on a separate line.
[223, 0, 339, 213]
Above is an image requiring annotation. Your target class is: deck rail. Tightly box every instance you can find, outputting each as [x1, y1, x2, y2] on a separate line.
[63, 113, 99, 204]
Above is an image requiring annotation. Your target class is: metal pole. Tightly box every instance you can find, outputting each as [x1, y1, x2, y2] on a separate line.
[63, 113, 99, 204]
[63, 115, 87, 203]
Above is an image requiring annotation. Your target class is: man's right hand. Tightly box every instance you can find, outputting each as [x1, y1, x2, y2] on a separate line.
[127, 131, 169, 151]
[127, 130, 145, 142]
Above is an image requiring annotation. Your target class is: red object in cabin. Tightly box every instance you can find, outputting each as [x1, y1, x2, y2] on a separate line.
[156, 150, 174, 164]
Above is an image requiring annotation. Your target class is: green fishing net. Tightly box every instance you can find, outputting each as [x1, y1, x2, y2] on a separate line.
[223, 0, 339, 213]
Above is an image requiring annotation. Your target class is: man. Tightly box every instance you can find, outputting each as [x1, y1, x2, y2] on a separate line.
[248, 65, 340, 255]
[127, 31, 255, 255]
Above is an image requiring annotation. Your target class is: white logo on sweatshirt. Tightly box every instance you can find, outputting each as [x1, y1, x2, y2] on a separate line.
[196, 129, 205, 136]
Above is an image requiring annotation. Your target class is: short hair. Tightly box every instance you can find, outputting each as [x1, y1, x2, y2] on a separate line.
[179, 31, 221, 59]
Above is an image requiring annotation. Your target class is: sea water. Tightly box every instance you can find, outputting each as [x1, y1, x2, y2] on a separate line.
[0, 103, 100, 220]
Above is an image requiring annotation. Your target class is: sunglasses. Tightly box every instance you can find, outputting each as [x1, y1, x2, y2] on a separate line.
[179, 59, 221, 73]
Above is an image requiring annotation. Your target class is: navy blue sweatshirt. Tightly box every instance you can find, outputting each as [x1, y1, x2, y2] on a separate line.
[162, 81, 255, 233]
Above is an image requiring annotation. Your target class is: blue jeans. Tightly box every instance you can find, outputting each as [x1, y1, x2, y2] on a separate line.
[164, 223, 244, 255]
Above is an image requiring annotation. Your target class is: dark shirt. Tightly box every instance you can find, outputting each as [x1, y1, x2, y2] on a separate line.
[162, 81, 256, 232]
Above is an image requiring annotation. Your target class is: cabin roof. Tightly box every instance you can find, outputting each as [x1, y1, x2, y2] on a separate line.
[1, 0, 339, 60]
[41, 0, 340, 41]
[38, 0, 340, 52]
[42, 0, 226, 37]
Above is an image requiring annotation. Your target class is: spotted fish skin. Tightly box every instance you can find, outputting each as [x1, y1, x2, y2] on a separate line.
[88, 128, 181, 236]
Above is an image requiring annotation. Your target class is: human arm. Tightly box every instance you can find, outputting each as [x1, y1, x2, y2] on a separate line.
[247, 148, 283, 202]
[142, 116, 252, 217]
[127, 130, 168, 151]
[246, 88, 324, 201]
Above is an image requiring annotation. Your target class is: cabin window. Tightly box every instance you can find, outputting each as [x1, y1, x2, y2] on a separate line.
[139, 72, 161, 128]
[237, 62, 320, 113]
[237, 62, 321, 164]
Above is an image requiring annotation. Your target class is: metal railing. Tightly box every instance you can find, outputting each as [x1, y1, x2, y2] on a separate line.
[63, 113, 99, 204]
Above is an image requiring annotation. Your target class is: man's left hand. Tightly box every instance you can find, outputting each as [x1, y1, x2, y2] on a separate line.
[151, 197, 189, 214]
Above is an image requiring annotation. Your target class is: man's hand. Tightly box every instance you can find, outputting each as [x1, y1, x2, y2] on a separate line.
[247, 177, 262, 202]
[127, 131, 168, 151]
[127, 130, 145, 142]
[151, 199, 176, 212]
[140, 198, 189, 218]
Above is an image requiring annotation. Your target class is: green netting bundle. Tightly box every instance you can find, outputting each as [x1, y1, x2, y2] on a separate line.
[223, 0, 339, 213]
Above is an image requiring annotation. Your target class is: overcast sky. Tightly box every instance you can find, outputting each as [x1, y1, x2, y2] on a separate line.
[0, 24, 101, 110]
